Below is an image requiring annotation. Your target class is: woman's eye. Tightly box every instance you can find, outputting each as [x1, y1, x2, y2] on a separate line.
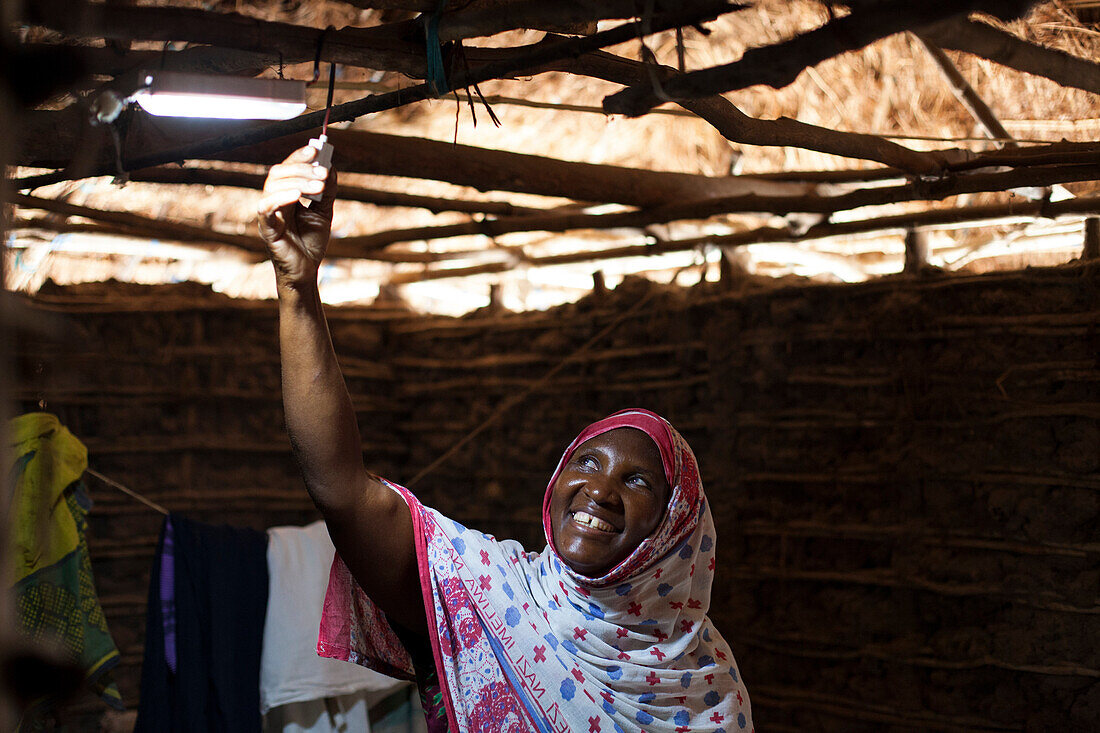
[577, 455, 599, 469]
[627, 475, 651, 490]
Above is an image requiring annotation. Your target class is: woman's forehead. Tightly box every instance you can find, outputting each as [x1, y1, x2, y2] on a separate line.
[577, 426, 655, 450]
[573, 427, 671, 482]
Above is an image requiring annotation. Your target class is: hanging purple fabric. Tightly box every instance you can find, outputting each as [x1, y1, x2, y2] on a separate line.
[159, 516, 177, 673]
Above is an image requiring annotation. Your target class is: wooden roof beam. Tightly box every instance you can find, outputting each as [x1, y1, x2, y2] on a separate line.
[921, 17, 1100, 97]
[21, 0, 427, 77]
[13, 111, 811, 204]
[333, 0, 600, 35]
[384, 195, 1100, 283]
[558, 50, 947, 175]
[125, 167, 548, 216]
[26, 1, 941, 177]
[24, 36, 952, 175]
[16, 44, 277, 81]
[9, 195, 481, 263]
[327, 158, 1100, 255]
[22, 0, 738, 71]
[10, 193, 267, 254]
[602, 0, 1037, 117]
[14, 0, 740, 190]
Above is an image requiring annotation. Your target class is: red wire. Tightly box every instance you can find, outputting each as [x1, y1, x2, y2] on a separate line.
[322, 62, 335, 136]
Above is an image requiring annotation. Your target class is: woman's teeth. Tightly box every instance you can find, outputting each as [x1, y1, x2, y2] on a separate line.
[573, 511, 615, 532]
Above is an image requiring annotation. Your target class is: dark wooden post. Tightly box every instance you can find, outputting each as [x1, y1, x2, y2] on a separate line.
[903, 228, 928, 274]
[592, 270, 608, 296]
[1085, 218, 1100, 261]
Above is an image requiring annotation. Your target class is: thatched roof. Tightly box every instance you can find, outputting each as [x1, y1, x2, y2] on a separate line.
[5, 0, 1100, 313]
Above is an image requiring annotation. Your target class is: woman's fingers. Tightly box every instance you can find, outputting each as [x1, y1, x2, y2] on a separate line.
[287, 144, 318, 164]
[259, 157, 328, 215]
[262, 168, 326, 198]
[265, 162, 327, 188]
[257, 186, 307, 218]
[263, 176, 325, 200]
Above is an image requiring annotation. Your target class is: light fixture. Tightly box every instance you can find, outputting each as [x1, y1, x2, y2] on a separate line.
[131, 71, 307, 120]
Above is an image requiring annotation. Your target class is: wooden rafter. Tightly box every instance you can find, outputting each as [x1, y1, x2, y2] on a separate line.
[16, 44, 277, 81]
[15, 119, 812, 206]
[15, 127, 1100, 258]
[333, 0, 618, 31]
[22, 0, 743, 78]
[10, 193, 267, 253]
[922, 17, 1100, 96]
[11, 189, 1100, 286]
[14, 0, 739, 190]
[326, 156, 1100, 254]
[16, 1, 1099, 186]
[21, 38, 953, 175]
[8, 195, 477, 263]
[125, 167, 547, 216]
[23, 0, 424, 77]
[16, 185, 1099, 282]
[602, 0, 1038, 117]
[554, 51, 947, 174]
[382, 195, 1100, 283]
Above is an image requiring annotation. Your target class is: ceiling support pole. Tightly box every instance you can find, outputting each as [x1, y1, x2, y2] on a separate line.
[1085, 218, 1100, 261]
[914, 34, 1014, 147]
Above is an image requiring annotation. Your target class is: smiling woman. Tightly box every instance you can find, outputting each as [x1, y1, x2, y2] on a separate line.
[258, 148, 753, 733]
[549, 427, 672, 577]
[319, 409, 754, 733]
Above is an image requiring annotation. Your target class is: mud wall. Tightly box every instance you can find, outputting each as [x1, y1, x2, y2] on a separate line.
[14, 264, 1100, 731]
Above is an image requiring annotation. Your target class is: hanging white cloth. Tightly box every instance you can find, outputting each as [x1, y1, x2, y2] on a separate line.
[264, 692, 371, 733]
[262, 520, 403, 715]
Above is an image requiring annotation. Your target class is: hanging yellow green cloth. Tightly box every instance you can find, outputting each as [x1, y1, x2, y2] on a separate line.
[9, 413, 123, 715]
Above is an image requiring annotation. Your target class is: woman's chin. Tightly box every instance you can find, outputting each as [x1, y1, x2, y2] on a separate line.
[560, 556, 608, 577]
[557, 545, 619, 577]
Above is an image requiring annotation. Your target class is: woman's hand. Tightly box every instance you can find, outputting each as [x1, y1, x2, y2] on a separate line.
[257, 145, 338, 289]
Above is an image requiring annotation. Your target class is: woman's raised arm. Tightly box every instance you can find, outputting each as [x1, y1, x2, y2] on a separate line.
[258, 145, 426, 634]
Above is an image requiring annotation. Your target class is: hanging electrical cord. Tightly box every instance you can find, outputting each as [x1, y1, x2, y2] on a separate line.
[310, 25, 338, 133]
[322, 60, 336, 136]
[299, 26, 337, 207]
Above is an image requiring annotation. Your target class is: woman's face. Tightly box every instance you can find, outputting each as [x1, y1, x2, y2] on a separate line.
[549, 427, 671, 576]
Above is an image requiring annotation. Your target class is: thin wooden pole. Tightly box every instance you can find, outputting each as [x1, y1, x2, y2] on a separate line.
[913, 35, 1015, 147]
[85, 468, 169, 515]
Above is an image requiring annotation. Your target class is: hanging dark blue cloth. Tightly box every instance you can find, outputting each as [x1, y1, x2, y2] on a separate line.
[135, 513, 268, 733]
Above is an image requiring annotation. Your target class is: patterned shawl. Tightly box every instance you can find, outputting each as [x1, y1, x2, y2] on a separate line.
[319, 409, 753, 733]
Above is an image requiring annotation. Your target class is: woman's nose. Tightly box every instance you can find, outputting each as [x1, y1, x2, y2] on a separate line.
[583, 474, 618, 503]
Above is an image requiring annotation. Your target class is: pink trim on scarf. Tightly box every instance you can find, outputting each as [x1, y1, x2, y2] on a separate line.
[400, 484, 464, 733]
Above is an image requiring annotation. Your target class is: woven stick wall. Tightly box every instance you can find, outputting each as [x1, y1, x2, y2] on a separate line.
[14, 262, 1100, 730]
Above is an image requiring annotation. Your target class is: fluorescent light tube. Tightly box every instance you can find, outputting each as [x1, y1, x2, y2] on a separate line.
[132, 71, 307, 120]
